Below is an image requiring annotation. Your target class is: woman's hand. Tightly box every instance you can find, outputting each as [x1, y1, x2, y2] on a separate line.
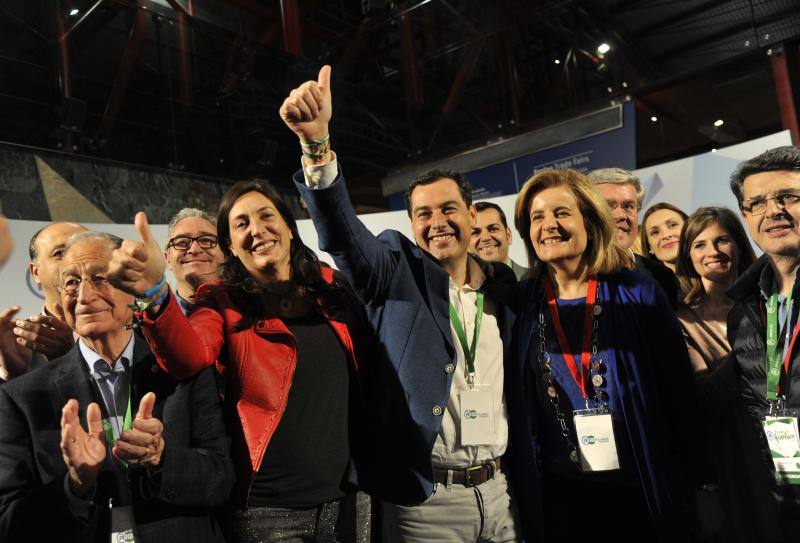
[108, 212, 167, 297]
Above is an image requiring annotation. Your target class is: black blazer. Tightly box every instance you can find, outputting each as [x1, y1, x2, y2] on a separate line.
[634, 253, 680, 309]
[0, 336, 234, 543]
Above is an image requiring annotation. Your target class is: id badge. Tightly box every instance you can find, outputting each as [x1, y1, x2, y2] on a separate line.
[110, 504, 137, 543]
[573, 409, 620, 472]
[460, 388, 495, 446]
[763, 416, 800, 485]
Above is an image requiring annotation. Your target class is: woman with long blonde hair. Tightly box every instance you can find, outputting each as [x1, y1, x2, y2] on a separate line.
[513, 169, 695, 539]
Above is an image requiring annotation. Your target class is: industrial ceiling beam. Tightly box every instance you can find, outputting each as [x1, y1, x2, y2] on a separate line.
[99, 0, 147, 136]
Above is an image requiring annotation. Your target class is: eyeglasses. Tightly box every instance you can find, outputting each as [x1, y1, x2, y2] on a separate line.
[741, 189, 800, 215]
[57, 275, 112, 297]
[606, 201, 639, 215]
[167, 235, 218, 251]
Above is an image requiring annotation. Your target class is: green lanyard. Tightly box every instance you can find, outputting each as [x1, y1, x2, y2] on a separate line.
[101, 385, 133, 469]
[766, 290, 793, 402]
[449, 290, 484, 386]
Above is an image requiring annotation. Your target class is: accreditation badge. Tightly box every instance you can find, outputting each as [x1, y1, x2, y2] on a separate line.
[110, 505, 137, 543]
[460, 388, 495, 446]
[763, 416, 800, 485]
[573, 409, 620, 472]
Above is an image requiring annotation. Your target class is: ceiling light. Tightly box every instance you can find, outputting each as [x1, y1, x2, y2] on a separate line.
[69, 8, 79, 15]
[554, 59, 560, 65]
[597, 43, 611, 55]
[713, 119, 724, 127]
[650, 116, 658, 122]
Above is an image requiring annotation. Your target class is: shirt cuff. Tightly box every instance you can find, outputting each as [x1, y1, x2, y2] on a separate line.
[301, 152, 338, 189]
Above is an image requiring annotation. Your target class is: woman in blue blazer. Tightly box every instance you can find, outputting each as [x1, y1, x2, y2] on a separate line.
[513, 169, 696, 541]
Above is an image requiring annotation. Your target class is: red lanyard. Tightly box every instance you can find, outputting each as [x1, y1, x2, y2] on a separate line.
[543, 274, 598, 400]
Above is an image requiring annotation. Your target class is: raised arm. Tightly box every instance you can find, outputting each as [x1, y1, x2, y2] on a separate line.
[107, 213, 223, 379]
[280, 65, 399, 304]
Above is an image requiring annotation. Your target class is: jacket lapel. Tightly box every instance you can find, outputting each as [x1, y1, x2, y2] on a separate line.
[53, 344, 121, 475]
[423, 254, 455, 353]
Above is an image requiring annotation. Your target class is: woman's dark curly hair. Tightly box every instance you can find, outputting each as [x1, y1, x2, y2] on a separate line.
[216, 180, 349, 330]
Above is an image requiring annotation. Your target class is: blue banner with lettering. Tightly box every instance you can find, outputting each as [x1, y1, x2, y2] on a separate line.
[389, 101, 636, 209]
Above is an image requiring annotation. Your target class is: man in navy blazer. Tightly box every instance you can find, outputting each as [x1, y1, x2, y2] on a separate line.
[0, 231, 234, 543]
[280, 66, 539, 542]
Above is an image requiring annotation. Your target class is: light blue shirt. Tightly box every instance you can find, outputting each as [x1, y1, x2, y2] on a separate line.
[79, 335, 135, 439]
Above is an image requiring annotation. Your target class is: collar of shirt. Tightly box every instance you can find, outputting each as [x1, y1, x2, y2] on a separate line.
[175, 292, 194, 315]
[449, 256, 486, 294]
[79, 334, 135, 377]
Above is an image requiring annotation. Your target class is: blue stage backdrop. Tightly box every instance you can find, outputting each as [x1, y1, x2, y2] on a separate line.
[389, 101, 636, 209]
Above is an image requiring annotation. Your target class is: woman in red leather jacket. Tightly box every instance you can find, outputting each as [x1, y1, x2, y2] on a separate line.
[108, 180, 373, 543]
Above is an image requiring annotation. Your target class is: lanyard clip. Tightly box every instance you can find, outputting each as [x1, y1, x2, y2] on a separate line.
[769, 397, 787, 416]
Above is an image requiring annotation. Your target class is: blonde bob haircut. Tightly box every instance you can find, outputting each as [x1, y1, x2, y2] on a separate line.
[514, 169, 633, 277]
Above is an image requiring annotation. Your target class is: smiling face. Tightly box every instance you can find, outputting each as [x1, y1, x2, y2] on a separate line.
[470, 208, 512, 263]
[528, 186, 588, 269]
[645, 209, 685, 266]
[689, 221, 740, 285]
[740, 171, 800, 260]
[30, 222, 87, 309]
[595, 182, 639, 249]
[227, 191, 294, 283]
[165, 216, 224, 296]
[409, 178, 476, 266]
[60, 239, 134, 341]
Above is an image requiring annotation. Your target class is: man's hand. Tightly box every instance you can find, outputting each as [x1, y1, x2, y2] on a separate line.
[0, 306, 33, 380]
[279, 65, 332, 143]
[60, 400, 106, 497]
[12, 314, 73, 360]
[108, 212, 166, 297]
[113, 392, 164, 469]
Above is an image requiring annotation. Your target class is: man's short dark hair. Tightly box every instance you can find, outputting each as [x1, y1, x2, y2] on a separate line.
[474, 201, 508, 228]
[730, 145, 800, 206]
[405, 169, 472, 217]
[28, 226, 47, 262]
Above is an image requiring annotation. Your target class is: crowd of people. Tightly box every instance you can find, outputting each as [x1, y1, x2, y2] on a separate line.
[0, 64, 799, 542]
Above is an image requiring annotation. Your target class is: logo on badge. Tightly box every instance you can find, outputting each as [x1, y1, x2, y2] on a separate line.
[464, 409, 478, 420]
[581, 435, 597, 445]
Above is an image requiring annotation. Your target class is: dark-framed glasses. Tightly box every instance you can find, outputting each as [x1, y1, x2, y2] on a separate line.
[56, 275, 112, 297]
[167, 235, 218, 251]
[742, 189, 800, 215]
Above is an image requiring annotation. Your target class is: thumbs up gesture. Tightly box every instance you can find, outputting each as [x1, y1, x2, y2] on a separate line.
[108, 212, 167, 298]
[279, 65, 332, 143]
[60, 399, 107, 497]
[113, 392, 165, 469]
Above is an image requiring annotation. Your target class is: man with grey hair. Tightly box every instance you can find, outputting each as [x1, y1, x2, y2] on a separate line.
[590, 167, 679, 307]
[0, 230, 234, 542]
[164, 208, 224, 314]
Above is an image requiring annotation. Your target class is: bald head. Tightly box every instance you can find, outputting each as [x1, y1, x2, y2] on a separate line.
[29, 222, 87, 312]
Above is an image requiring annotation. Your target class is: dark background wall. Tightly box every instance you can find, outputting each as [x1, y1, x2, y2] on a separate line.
[0, 142, 236, 223]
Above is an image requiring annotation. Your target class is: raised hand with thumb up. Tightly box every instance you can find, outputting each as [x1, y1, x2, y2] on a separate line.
[279, 65, 332, 153]
[108, 212, 167, 299]
[113, 392, 165, 469]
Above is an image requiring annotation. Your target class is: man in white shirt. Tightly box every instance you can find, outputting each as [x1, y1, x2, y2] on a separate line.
[279, 65, 538, 542]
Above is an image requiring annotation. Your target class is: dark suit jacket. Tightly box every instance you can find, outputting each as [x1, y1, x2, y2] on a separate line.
[510, 259, 529, 281]
[0, 336, 234, 543]
[634, 253, 680, 309]
[294, 168, 541, 539]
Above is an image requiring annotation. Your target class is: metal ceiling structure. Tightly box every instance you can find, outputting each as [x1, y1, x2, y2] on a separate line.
[0, 0, 798, 208]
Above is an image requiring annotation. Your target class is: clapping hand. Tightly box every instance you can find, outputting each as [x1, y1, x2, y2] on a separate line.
[60, 400, 106, 497]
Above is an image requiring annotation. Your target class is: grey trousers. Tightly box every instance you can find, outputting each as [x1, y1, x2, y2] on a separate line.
[381, 471, 521, 543]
